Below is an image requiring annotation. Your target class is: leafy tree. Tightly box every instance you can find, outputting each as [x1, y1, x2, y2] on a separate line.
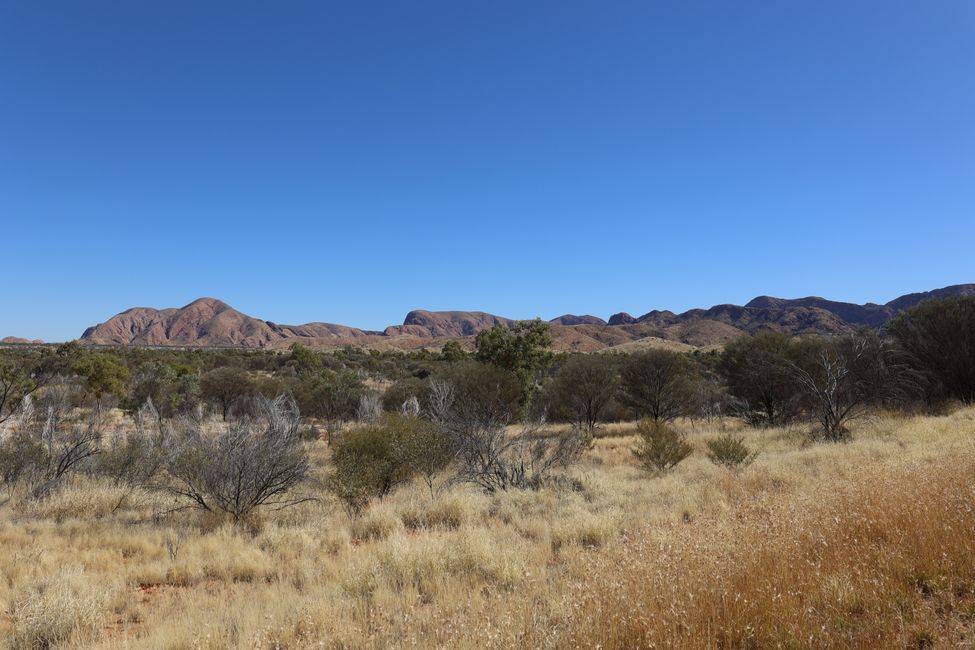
[72, 353, 130, 406]
[434, 361, 523, 424]
[719, 332, 801, 426]
[619, 350, 696, 422]
[888, 297, 975, 403]
[475, 319, 553, 402]
[382, 376, 429, 413]
[545, 354, 618, 433]
[287, 343, 324, 376]
[125, 361, 200, 418]
[296, 370, 364, 425]
[200, 366, 254, 421]
[440, 340, 468, 362]
[789, 330, 919, 441]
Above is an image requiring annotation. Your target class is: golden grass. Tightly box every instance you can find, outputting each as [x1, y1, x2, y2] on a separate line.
[1, 408, 974, 648]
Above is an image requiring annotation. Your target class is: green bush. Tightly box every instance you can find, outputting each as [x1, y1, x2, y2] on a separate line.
[631, 420, 692, 473]
[329, 423, 406, 515]
[705, 434, 758, 470]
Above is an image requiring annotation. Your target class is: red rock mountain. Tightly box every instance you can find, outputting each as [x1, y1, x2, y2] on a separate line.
[81, 298, 375, 348]
[0, 336, 44, 345]
[79, 284, 975, 352]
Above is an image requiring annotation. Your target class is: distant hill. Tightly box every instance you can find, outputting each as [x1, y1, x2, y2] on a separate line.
[0, 336, 44, 345]
[78, 284, 975, 352]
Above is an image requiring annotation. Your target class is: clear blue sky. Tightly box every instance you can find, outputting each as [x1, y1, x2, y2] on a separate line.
[2, 1, 973, 341]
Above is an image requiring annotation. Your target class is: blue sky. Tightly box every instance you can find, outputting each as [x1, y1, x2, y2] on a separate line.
[2, 1, 973, 341]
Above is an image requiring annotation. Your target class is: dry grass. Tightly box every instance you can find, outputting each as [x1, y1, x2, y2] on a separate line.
[1, 408, 974, 648]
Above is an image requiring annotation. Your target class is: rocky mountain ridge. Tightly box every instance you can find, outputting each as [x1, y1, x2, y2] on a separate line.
[76, 284, 975, 352]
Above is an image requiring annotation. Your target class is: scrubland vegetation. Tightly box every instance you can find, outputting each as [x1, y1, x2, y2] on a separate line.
[1, 297, 974, 648]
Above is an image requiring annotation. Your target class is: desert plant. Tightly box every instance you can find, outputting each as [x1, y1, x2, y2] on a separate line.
[719, 331, 802, 426]
[544, 354, 619, 433]
[632, 419, 692, 472]
[388, 413, 454, 497]
[789, 330, 919, 441]
[328, 421, 410, 515]
[200, 366, 254, 421]
[166, 394, 310, 523]
[0, 359, 37, 425]
[357, 392, 383, 423]
[888, 296, 975, 403]
[474, 319, 553, 404]
[705, 434, 758, 470]
[619, 350, 696, 422]
[71, 352, 130, 411]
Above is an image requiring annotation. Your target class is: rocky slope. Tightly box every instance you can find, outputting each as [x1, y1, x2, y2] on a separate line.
[79, 284, 975, 352]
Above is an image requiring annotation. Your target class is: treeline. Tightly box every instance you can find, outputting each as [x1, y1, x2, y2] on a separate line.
[0, 297, 972, 524]
[2, 297, 974, 440]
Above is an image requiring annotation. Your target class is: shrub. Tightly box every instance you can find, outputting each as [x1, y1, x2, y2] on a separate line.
[632, 419, 692, 472]
[888, 296, 975, 404]
[389, 414, 454, 497]
[705, 434, 759, 470]
[166, 394, 309, 523]
[200, 366, 253, 421]
[328, 421, 409, 515]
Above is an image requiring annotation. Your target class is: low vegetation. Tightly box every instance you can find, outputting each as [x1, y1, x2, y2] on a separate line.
[0, 297, 973, 647]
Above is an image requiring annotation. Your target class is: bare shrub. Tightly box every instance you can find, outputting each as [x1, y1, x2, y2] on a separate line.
[432, 374, 588, 493]
[95, 399, 172, 498]
[166, 394, 310, 523]
[632, 419, 692, 473]
[357, 392, 382, 424]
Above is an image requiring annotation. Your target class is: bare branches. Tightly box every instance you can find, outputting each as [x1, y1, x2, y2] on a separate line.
[166, 394, 310, 522]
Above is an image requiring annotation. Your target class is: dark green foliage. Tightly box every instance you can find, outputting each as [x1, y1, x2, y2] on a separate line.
[200, 366, 254, 420]
[287, 343, 324, 376]
[705, 434, 758, 470]
[544, 354, 618, 432]
[0, 359, 36, 424]
[888, 297, 975, 403]
[719, 332, 801, 426]
[388, 414, 454, 497]
[0, 431, 47, 488]
[72, 353, 130, 403]
[328, 420, 410, 515]
[619, 350, 696, 422]
[382, 376, 430, 413]
[440, 340, 467, 362]
[632, 419, 692, 473]
[434, 360, 523, 424]
[475, 319, 553, 403]
[295, 370, 364, 423]
[124, 361, 201, 418]
[789, 330, 920, 441]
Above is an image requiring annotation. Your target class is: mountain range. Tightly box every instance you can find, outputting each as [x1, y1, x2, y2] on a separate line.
[70, 284, 975, 352]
